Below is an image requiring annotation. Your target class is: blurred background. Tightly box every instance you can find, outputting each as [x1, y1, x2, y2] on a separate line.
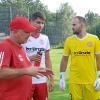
[0, 0, 100, 48]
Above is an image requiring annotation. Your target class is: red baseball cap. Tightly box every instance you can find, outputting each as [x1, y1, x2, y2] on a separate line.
[9, 16, 37, 32]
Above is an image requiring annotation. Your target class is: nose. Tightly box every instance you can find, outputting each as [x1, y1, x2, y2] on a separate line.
[40, 23, 44, 27]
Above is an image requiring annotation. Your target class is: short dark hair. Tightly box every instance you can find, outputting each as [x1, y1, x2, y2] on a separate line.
[30, 12, 46, 21]
[75, 16, 86, 24]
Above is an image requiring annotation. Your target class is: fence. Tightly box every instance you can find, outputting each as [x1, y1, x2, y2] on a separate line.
[0, 7, 67, 47]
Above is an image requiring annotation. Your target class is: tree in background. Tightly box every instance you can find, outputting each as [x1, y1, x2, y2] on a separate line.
[56, 3, 75, 45]
[85, 11, 100, 38]
[0, 0, 54, 35]
[85, 10, 98, 25]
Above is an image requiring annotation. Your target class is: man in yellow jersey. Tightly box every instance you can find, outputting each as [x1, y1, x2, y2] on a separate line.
[59, 16, 100, 100]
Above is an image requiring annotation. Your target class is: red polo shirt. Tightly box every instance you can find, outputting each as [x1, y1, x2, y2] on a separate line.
[0, 38, 32, 100]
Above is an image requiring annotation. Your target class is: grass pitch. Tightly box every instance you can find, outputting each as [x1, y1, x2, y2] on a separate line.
[48, 49, 70, 100]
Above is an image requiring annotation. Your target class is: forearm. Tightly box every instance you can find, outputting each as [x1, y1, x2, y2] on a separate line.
[45, 56, 53, 79]
[96, 54, 100, 71]
[97, 64, 100, 71]
[45, 51, 53, 71]
[60, 55, 68, 72]
[46, 61, 54, 80]
[0, 67, 29, 79]
[45, 59, 52, 70]
[46, 58, 54, 92]
[97, 60, 100, 71]
[94, 54, 100, 90]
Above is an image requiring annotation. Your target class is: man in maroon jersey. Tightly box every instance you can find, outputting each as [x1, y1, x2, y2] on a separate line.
[0, 16, 53, 100]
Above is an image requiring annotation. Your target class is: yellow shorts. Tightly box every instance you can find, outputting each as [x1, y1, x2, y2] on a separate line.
[69, 83, 100, 100]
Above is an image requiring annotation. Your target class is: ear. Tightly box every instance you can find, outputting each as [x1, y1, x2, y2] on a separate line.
[80, 23, 84, 28]
[12, 29, 18, 34]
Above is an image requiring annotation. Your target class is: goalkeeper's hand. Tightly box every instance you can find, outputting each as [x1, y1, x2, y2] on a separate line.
[94, 71, 100, 91]
[59, 72, 65, 90]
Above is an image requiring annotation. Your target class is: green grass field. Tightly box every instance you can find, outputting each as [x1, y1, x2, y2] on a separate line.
[48, 49, 70, 100]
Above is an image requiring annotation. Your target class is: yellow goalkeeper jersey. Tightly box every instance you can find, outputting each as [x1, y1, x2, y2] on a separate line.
[64, 33, 100, 84]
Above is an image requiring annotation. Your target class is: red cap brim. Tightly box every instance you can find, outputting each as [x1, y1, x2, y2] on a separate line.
[23, 25, 37, 33]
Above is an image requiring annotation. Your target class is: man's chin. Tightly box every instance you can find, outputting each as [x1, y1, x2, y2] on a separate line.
[73, 32, 80, 35]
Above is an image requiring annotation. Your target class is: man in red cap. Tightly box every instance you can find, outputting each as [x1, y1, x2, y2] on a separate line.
[0, 16, 53, 100]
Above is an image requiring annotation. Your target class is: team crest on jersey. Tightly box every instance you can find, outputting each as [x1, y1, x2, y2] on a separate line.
[18, 54, 24, 61]
[87, 42, 92, 47]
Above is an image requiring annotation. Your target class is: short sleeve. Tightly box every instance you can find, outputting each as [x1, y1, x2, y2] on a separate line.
[45, 36, 50, 51]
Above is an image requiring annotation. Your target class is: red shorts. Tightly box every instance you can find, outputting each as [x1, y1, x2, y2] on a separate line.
[32, 83, 48, 100]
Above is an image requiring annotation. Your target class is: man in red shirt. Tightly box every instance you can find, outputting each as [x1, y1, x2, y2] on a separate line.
[0, 16, 52, 100]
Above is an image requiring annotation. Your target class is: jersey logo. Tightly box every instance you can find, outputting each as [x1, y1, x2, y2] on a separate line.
[0, 52, 4, 67]
[74, 51, 90, 56]
[26, 47, 45, 53]
[87, 42, 92, 47]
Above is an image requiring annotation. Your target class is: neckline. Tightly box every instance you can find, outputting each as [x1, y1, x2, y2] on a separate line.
[6, 38, 22, 48]
[74, 33, 89, 40]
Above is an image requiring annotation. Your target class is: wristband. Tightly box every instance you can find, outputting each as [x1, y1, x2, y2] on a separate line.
[60, 72, 64, 79]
